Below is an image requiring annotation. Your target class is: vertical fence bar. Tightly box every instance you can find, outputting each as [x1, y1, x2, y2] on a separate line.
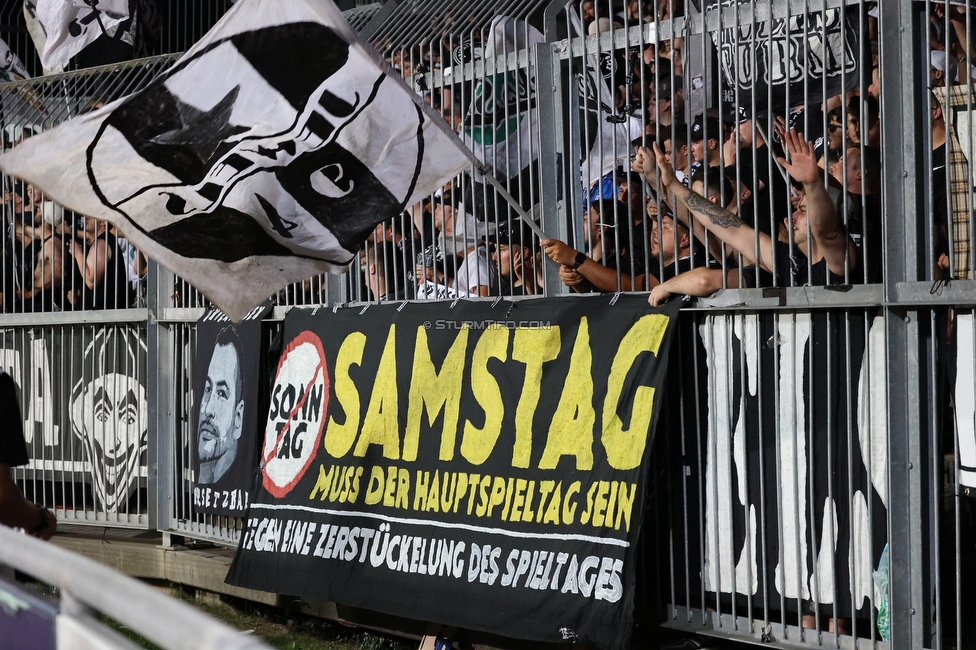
[879, 1, 926, 649]
[149, 261, 175, 533]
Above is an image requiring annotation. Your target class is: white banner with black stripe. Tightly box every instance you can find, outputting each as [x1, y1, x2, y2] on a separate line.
[2, 0, 472, 320]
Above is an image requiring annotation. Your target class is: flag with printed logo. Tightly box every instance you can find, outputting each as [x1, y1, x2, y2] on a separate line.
[29, 0, 133, 72]
[461, 16, 542, 215]
[1, 0, 473, 320]
[0, 37, 30, 82]
[698, 0, 860, 115]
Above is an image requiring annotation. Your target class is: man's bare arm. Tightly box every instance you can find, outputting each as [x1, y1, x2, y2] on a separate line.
[649, 267, 739, 307]
[776, 129, 855, 276]
[636, 144, 772, 269]
[660, 160, 775, 271]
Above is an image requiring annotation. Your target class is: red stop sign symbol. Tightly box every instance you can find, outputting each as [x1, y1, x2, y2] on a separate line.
[261, 331, 330, 498]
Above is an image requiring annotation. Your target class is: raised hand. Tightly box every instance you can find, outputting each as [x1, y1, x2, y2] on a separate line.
[776, 128, 822, 186]
[632, 146, 648, 175]
[646, 198, 659, 219]
[651, 142, 678, 188]
[772, 114, 788, 143]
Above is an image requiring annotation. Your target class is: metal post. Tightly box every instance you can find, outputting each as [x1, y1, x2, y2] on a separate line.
[879, 1, 926, 648]
[535, 39, 567, 297]
[149, 261, 177, 533]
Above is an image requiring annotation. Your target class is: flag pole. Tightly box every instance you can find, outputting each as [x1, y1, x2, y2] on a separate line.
[342, 12, 552, 242]
[473, 169, 550, 240]
[754, 121, 790, 184]
[393, 75, 552, 241]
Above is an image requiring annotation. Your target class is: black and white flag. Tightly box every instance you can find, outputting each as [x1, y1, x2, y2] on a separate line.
[2, 0, 472, 319]
[30, 0, 132, 72]
[462, 17, 542, 182]
[703, 0, 860, 115]
[0, 37, 30, 82]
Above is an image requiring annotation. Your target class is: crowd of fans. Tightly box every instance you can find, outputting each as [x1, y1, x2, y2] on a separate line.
[1, 130, 146, 313]
[2, 0, 970, 310]
[358, 0, 965, 307]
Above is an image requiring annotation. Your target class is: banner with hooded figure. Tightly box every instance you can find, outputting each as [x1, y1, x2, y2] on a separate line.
[193, 303, 270, 516]
[1, 0, 472, 320]
[226, 296, 680, 650]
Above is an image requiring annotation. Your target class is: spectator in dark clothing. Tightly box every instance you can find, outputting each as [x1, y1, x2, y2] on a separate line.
[646, 213, 707, 282]
[659, 122, 691, 186]
[0, 372, 57, 539]
[690, 113, 726, 173]
[931, 97, 951, 275]
[543, 200, 651, 292]
[11, 185, 66, 312]
[368, 214, 417, 301]
[639, 129, 857, 286]
[491, 219, 539, 296]
[67, 217, 131, 310]
[363, 240, 405, 302]
[735, 113, 792, 237]
[827, 146, 882, 283]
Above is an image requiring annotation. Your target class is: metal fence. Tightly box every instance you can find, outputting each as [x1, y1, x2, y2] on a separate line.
[0, 1, 972, 649]
[0, 525, 272, 650]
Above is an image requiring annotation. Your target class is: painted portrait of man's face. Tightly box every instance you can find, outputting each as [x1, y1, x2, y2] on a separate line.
[197, 341, 244, 484]
[69, 331, 148, 512]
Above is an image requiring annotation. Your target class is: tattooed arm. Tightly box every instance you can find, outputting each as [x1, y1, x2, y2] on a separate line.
[651, 143, 775, 272]
[637, 155, 727, 265]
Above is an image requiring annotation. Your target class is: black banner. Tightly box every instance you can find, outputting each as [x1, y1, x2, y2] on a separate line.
[706, 0, 861, 114]
[193, 303, 270, 516]
[0, 327, 148, 513]
[226, 296, 679, 650]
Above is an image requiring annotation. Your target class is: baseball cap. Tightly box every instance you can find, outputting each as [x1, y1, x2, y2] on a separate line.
[491, 219, 537, 249]
[655, 75, 683, 100]
[932, 50, 959, 83]
[690, 114, 722, 142]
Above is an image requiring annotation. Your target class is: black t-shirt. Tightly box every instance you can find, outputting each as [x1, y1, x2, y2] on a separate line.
[848, 193, 883, 284]
[932, 143, 950, 263]
[652, 250, 709, 283]
[603, 250, 647, 279]
[1, 219, 18, 313]
[498, 280, 533, 297]
[744, 143, 793, 237]
[0, 372, 28, 467]
[771, 240, 854, 286]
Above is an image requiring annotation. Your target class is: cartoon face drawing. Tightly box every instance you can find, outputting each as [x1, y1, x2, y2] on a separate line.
[70, 330, 148, 512]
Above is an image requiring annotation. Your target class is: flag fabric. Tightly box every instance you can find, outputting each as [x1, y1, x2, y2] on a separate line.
[569, 12, 643, 188]
[462, 16, 543, 185]
[1, 0, 472, 320]
[706, 0, 860, 115]
[0, 37, 30, 82]
[31, 0, 132, 72]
